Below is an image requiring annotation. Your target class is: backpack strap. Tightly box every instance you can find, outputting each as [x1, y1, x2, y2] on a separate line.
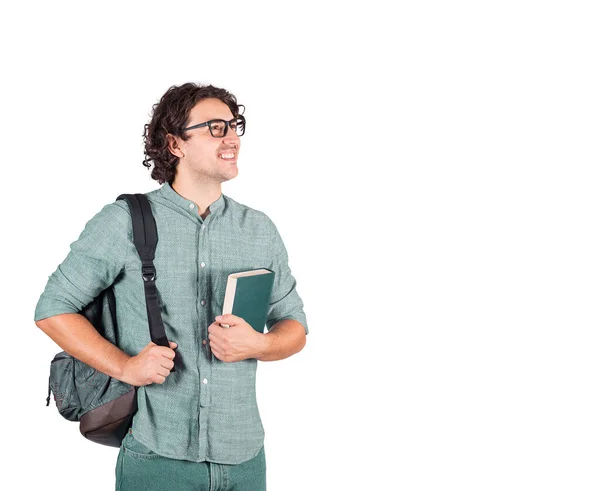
[116, 193, 170, 349]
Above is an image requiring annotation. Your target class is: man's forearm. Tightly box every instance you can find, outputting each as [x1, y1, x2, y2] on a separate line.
[35, 313, 131, 381]
[256, 319, 306, 362]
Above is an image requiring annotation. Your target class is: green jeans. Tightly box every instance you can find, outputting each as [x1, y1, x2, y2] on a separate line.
[115, 431, 266, 491]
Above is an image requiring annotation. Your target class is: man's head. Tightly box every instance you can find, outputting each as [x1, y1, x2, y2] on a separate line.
[143, 83, 243, 185]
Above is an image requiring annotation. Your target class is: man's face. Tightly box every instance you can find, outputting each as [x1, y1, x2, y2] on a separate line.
[175, 98, 241, 183]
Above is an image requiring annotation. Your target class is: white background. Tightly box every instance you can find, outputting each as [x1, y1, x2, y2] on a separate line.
[1, 1, 599, 489]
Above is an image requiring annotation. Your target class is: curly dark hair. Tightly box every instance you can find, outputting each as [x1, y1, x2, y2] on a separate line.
[142, 83, 240, 184]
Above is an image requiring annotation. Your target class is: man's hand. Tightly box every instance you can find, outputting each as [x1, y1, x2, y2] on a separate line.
[208, 315, 267, 362]
[121, 341, 178, 386]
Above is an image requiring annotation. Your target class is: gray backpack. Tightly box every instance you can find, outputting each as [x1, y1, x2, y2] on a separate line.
[45, 193, 174, 447]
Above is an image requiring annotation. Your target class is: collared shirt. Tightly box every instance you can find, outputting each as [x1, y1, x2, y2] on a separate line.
[34, 182, 308, 464]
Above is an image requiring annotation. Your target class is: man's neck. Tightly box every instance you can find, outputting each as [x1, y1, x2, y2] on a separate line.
[171, 177, 222, 219]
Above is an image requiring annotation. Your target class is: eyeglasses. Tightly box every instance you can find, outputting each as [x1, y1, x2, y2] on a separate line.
[182, 115, 246, 138]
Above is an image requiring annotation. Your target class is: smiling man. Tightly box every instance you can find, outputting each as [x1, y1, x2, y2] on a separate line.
[34, 83, 308, 491]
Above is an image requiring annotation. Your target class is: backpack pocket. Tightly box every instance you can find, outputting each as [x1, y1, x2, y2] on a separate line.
[49, 352, 82, 421]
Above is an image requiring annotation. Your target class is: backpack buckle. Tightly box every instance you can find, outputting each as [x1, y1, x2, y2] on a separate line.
[142, 266, 156, 282]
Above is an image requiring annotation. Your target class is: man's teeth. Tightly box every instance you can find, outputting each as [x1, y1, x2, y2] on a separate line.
[219, 153, 235, 159]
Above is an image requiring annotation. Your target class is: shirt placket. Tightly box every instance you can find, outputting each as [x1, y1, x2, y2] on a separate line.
[195, 209, 213, 459]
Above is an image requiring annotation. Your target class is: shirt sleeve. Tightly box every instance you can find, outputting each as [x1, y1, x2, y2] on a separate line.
[34, 202, 130, 322]
[264, 217, 308, 334]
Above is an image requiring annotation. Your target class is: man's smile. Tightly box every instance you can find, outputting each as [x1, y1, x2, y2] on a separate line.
[218, 152, 236, 161]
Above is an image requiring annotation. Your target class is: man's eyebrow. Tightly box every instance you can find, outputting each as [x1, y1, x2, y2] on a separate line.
[197, 116, 233, 122]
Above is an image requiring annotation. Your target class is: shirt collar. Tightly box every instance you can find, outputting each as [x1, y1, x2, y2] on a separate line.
[160, 182, 226, 217]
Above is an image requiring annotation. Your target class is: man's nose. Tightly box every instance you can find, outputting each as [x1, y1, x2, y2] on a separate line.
[223, 128, 240, 145]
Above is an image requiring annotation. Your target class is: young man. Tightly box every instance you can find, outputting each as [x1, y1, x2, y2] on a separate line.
[34, 83, 308, 491]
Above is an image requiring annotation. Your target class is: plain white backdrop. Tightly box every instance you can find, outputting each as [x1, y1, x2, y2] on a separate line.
[1, 1, 599, 489]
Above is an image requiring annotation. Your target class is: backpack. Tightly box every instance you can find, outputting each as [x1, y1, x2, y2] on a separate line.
[45, 193, 173, 447]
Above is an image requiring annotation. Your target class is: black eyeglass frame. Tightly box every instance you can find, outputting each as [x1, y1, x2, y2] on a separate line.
[181, 114, 246, 138]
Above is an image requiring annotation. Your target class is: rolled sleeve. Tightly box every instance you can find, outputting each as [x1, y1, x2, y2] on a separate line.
[264, 219, 308, 334]
[34, 202, 130, 322]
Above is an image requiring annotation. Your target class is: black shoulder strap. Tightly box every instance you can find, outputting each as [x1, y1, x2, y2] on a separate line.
[116, 194, 170, 349]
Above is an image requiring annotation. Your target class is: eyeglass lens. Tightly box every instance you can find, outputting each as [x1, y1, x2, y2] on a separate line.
[209, 118, 245, 137]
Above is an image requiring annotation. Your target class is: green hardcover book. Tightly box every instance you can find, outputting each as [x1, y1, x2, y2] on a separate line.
[221, 268, 275, 333]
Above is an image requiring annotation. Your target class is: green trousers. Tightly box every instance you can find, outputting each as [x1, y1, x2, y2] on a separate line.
[115, 431, 266, 491]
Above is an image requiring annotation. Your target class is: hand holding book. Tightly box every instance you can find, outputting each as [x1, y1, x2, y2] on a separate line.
[206, 268, 274, 362]
[209, 314, 269, 362]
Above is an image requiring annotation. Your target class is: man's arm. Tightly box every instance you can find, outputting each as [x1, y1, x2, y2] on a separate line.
[36, 314, 177, 387]
[208, 315, 306, 363]
[208, 215, 309, 363]
[36, 313, 132, 380]
[257, 318, 306, 362]
[35, 202, 177, 386]
[262, 216, 309, 341]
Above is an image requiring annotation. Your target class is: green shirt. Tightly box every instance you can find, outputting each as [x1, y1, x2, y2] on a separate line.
[34, 182, 308, 464]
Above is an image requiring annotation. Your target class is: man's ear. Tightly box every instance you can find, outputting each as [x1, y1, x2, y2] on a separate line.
[166, 134, 185, 158]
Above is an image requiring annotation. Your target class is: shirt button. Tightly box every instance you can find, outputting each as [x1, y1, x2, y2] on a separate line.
[189, 203, 195, 209]
[202, 339, 207, 345]
[200, 262, 206, 268]
[202, 378, 208, 384]
[200, 300, 206, 306]
[201, 224, 206, 230]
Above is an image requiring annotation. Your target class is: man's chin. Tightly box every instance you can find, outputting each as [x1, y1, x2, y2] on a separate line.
[220, 168, 238, 182]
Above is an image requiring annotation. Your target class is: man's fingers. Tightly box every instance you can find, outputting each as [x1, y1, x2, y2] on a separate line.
[159, 346, 177, 360]
[216, 314, 241, 325]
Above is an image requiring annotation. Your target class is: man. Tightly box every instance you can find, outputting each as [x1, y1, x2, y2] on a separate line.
[34, 83, 308, 491]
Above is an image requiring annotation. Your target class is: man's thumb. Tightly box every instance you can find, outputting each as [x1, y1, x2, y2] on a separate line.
[170, 341, 178, 349]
